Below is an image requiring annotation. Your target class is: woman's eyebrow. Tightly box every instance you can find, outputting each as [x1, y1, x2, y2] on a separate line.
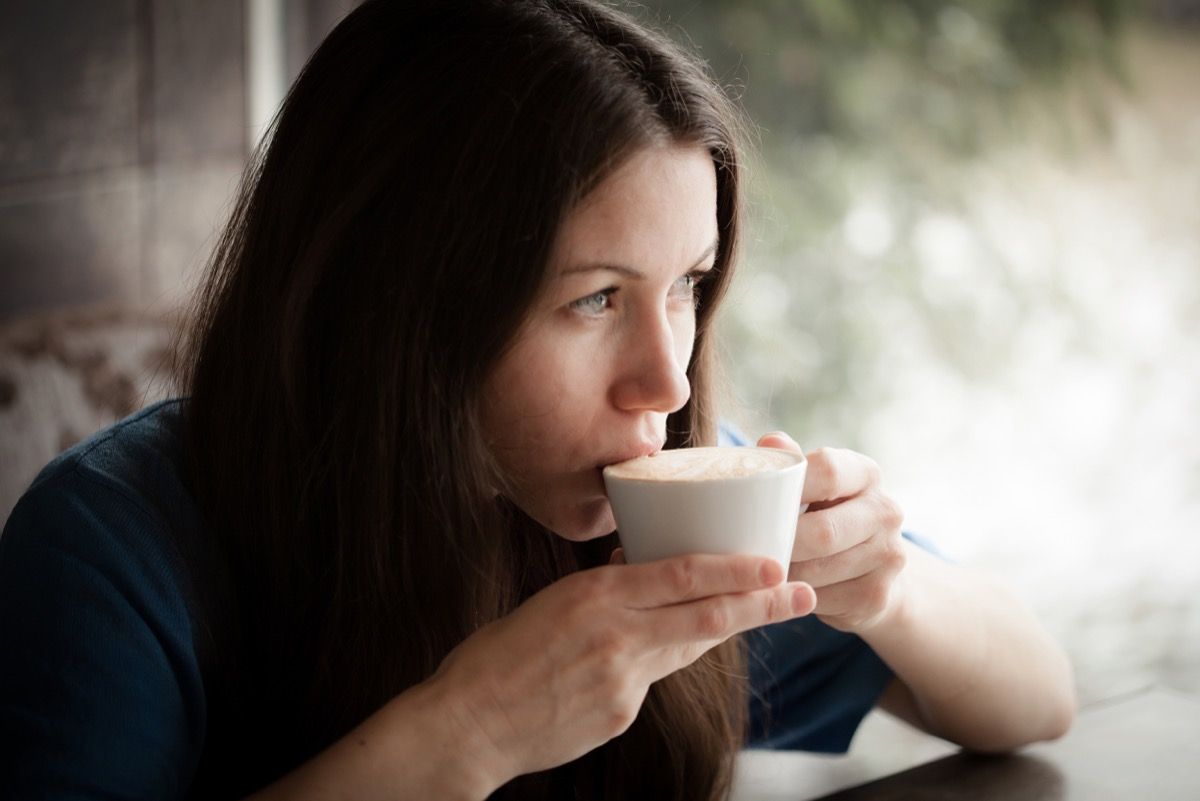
[558, 237, 719, 280]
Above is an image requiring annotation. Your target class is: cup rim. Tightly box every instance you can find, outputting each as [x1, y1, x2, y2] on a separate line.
[601, 445, 807, 485]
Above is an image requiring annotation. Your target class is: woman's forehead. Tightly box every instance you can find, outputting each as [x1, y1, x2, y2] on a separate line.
[551, 145, 718, 273]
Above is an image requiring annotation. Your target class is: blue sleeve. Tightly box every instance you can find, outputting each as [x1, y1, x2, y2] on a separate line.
[0, 465, 205, 798]
[744, 616, 893, 752]
[717, 420, 751, 447]
[742, 531, 940, 753]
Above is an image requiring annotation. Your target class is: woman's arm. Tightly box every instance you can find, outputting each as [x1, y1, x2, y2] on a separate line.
[250, 551, 817, 800]
[862, 543, 1075, 752]
[756, 433, 1076, 752]
[245, 679, 498, 801]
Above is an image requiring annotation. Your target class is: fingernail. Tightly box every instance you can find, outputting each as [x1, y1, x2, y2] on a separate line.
[791, 586, 811, 614]
[759, 560, 782, 586]
[763, 431, 799, 450]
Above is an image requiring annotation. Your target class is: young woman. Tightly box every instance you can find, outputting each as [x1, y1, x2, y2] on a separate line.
[0, 1, 1075, 799]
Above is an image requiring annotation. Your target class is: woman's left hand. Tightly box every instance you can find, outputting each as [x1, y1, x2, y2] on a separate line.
[757, 433, 908, 635]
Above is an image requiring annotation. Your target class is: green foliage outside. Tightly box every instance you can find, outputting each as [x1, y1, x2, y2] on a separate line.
[632, 0, 1138, 446]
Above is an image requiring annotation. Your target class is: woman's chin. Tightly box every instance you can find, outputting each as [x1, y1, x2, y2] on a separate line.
[548, 498, 616, 542]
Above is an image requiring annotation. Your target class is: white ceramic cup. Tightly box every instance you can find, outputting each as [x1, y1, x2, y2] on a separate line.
[602, 446, 808, 573]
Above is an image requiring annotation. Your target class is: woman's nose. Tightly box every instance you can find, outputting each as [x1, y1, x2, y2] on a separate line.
[610, 313, 692, 413]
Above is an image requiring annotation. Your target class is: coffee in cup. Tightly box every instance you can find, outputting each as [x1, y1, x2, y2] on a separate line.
[602, 446, 807, 572]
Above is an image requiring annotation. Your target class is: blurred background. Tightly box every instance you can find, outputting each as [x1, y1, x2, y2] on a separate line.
[2, 0, 1198, 761]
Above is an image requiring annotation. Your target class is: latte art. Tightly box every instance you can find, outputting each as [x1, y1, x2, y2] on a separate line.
[603, 446, 800, 482]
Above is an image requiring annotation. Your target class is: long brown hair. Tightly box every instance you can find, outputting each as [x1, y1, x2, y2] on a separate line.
[180, 1, 751, 797]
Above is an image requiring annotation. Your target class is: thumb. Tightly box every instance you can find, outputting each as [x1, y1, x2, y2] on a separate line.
[609, 547, 626, 565]
[757, 431, 802, 453]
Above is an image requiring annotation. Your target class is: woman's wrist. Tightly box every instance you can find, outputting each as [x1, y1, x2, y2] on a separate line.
[403, 673, 514, 799]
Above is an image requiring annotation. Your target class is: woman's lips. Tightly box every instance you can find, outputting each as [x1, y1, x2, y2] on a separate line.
[597, 440, 667, 470]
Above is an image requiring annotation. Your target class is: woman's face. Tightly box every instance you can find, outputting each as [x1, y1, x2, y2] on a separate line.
[481, 144, 719, 541]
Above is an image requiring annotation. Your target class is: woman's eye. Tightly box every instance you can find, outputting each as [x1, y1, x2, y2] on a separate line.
[671, 272, 705, 307]
[568, 272, 706, 318]
[569, 288, 616, 316]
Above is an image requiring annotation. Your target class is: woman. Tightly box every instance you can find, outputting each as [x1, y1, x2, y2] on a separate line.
[0, 0, 1075, 798]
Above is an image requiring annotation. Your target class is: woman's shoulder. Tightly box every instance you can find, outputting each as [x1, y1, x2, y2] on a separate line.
[717, 419, 750, 447]
[23, 398, 190, 517]
[14, 398, 199, 546]
[0, 399, 207, 792]
[1, 397, 200, 630]
[1, 397, 202, 628]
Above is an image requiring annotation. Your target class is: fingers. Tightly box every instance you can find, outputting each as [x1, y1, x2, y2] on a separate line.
[788, 523, 906, 588]
[809, 564, 905, 632]
[645, 582, 816, 649]
[756, 431, 801, 453]
[754, 436, 884, 510]
[790, 490, 904, 562]
[802, 447, 882, 506]
[612, 552, 785, 610]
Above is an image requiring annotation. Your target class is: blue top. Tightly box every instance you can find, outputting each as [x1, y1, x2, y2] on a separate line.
[0, 401, 900, 798]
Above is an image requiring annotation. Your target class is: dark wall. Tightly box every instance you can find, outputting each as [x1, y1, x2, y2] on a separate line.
[0, 0, 357, 321]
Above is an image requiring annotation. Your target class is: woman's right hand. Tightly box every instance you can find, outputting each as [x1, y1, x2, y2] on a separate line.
[428, 551, 817, 790]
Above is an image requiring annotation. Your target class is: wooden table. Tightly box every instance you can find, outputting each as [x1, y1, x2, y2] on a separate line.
[732, 686, 1200, 800]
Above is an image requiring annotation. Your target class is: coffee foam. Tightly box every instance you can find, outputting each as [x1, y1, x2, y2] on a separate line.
[603, 447, 799, 482]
